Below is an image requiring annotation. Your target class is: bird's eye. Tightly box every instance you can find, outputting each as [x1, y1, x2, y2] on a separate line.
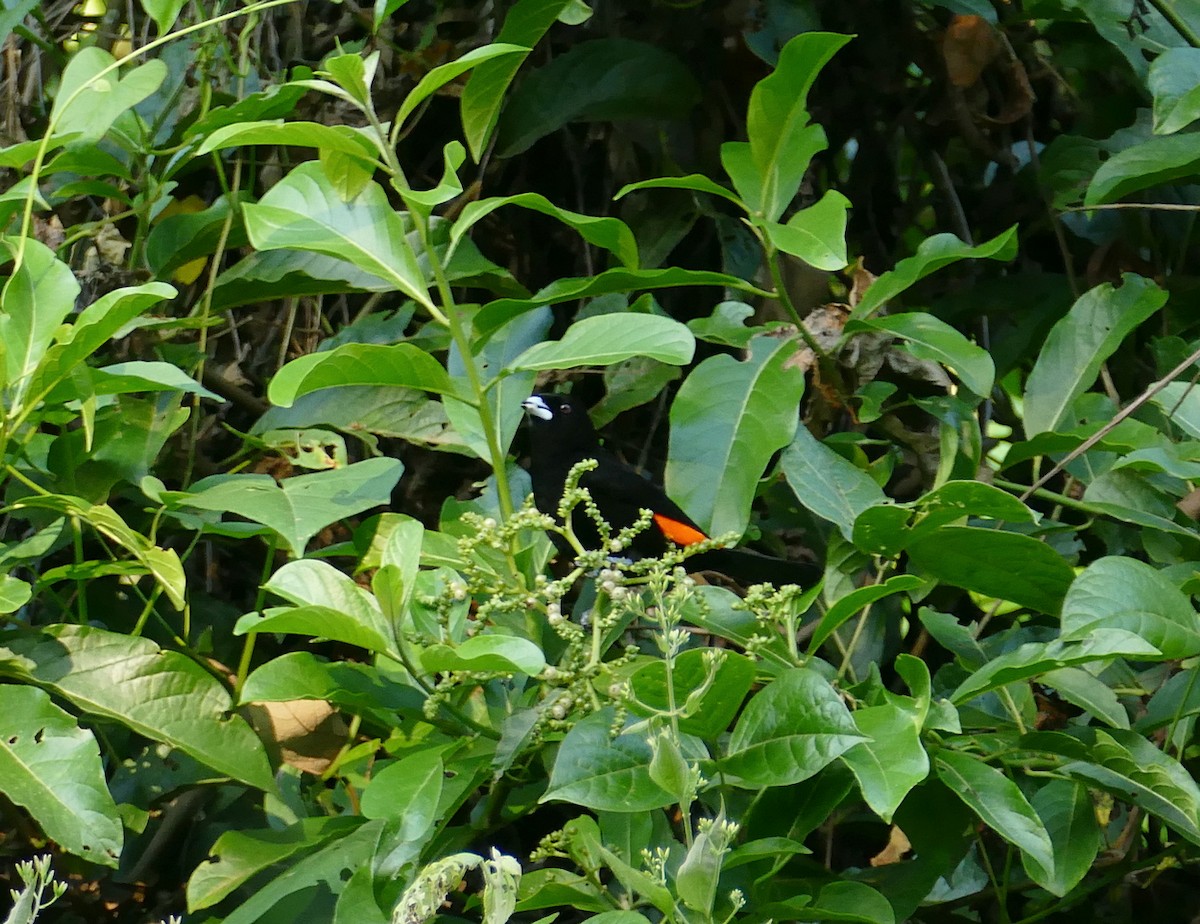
[560, 404, 572, 414]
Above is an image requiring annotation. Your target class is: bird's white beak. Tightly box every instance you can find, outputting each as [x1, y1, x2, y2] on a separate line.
[521, 395, 553, 421]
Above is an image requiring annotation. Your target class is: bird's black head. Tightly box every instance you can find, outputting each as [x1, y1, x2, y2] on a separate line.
[521, 393, 600, 451]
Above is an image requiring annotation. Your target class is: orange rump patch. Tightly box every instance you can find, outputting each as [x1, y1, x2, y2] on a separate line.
[653, 513, 709, 546]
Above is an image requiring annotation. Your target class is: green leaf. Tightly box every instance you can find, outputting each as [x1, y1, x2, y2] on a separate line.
[1060, 556, 1200, 659]
[1040, 667, 1129, 729]
[10, 496, 185, 609]
[907, 526, 1075, 614]
[1062, 729, 1200, 845]
[269, 342, 470, 407]
[497, 39, 700, 157]
[781, 425, 887, 541]
[26, 282, 176, 406]
[0, 685, 123, 867]
[950, 630, 1160, 704]
[847, 312, 994, 399]
[159, 458, 403, 557]
[840, 702, 929, 822]
[666, 335, 803, 537]
[510, 312, 694, 371]
[746, 32, 850, 221]
[762, 190, 850, 269]
[396, 43, 528, 127]
[236, 559, 398, 656]
[723, 668, 865, 787]
[1022, 780, 1101, 897]
[422, 636, 546, 676]
[935, 750, 1054, 872]
[0, 237, 80, 413]
[359, 749, 445, 831]
[0, 625, 275, 790]
[451, 192, 638, 269]
[1086, 133, 1200, 205]
[186, 817, 363, 911]
[1023, 274, 1167, 437]
[461, 0, 573, 160]
[542, 708, 674, 811]
[809, 575, 924, 652]
[477, 268, 768, 337]
[242, 162, 433, 312]
[0, 575, 31, 614]
[51, 49, 167, 141]
[196, 120, 380, 161]
[628, 649, 756, 740]
[849, 227, 1018, 322]
[1150, 47, 1200, 134]
[616, 174, 743, 210]
[89, 361, 222, 400]
[141, 0, 186, 33]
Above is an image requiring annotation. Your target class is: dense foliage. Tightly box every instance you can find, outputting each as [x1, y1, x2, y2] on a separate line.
[4, 0, 1200, 922]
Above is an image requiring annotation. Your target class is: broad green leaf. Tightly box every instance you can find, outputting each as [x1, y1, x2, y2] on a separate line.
[196, 120, 380, 161]
[847, 312, 994, 399]
[0, 237, 80, 413]
[666, 335, 803, 537]
[476, 268, 769, 338]
[616, 174, 743, 210]
[907, 526, 1075, 614]
[1023, 274, 1167, 437]
[0, 625, 274, 790]
[542, 708, 674, 811]
[762, 189, 850, 269]
[146, 194, 249, 278]
[1083, 468, 1198, 541]
[808, 575, 924, 652]
[10, 496, 185, 609]
[1150, 47, 1200, 134]
[422, 636, 546, 675]
[159, 457, 403, 557]
[510, 313, 694, 371]
[1062, 729, 1200, 845]
[685, 302, 760, 348]
[242, 162, 433, 311]
[1040, 667, 1128, 729]
[840, 702, 928, 822]
[781, 425, 887, 541]
[627, 649, 756, 740]
[806, 881, 896, 924]
[396, 43, 528, 127]
[26, 282, 176, 407]
[1060, 556, 1200, 659]
[496, 39, 700, 157]
[236, 559, 398, 655]
[950, 630, 1160, 704]
[213, 818, 389, 924]
[849, 226, 1018, 321]
[446, 306, 549, 459]
[461, 0, 573, 160]
[723, 668, 865, 787]
[1022, 780, 1101, 897]
[0, 575, 31, 614]
[321, 52, 376, 109]
[186, 817, 364, 911]
[451, 192, 638, 268]
[1086, 133, 1200, 204]
[936, 750, 1054, 872]
[269, 342, 470, 407]
[51, 49, 167, 141]
[90, 361, 222, 400]
[0, 685, 123, 867]
[360, 750, 444, 830]
[747, 32, 850, 221]
[142, 0, 186, 33]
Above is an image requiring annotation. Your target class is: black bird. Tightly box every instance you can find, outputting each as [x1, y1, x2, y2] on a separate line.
[521, 392, 817, 586]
